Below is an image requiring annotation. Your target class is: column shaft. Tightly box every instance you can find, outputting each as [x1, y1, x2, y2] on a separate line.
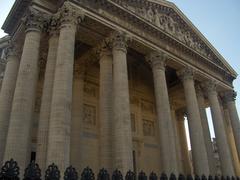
[0, 48, 19, 164]
[150, 52, 178, 174]
[36, 33, 59, 170]
[99, 48, 113, 171]
[46, 20, 76, 172]
[196, 87, 216, 175]
[206, 83, 235, 176]
[225, 91, 240, 159]
[178, 68, 209, 175]
[70, 63, 85, 170]
[222, 104, 240, 176]
[112, 32, 133, 174]
[4, 29, 41, 170]
[176, 114, 192, 175]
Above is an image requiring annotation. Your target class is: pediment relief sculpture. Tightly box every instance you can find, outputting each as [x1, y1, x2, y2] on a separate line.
[112, 0, 226, 70]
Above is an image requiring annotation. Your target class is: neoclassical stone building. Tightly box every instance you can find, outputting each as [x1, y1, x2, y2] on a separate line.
[0, 0, 239, 177]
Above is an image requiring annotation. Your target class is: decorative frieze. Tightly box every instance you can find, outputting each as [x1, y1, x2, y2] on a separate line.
[112, 0, 224, 67]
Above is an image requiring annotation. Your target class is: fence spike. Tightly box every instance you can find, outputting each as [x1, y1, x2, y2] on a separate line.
[81, 167, 95, 180]
[170, 173, 177, 180]
[125, 170, 136, 180]
[23, 161, 41, 180]
[138, 171, 147, 180]
[160, 172, 168, 180]
[112, 169, 123, 180]
[202, 175, 207, 180]
[187, 174, 193, 180]
[149, 172, 158, 180]
[178, 174, 185, 180]
[64, 165, 78, 180]
[0, 159, 20, 180]
[97, 168, 110, 180]
[45, 163, 60, 180]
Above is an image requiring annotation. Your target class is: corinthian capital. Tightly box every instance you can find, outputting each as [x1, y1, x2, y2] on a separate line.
[177, 66, 195, 81]
[5, 43, 21, 60]
[146, 51, 167, 71]
[110, 31, 130, 53]
[56, 1, 84, 26]
[224, 90, 237, 102]
[203, 80, 218, 95]
[23, 7, 48, 32]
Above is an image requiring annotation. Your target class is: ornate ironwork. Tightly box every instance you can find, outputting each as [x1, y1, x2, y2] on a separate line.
[125, 170, 136, 180]
[81, 167, 95, 180]
[112, 169, 123, 180]
[195, 175, 200, 180]
[202, 175, 207, 180]
[138, 171, 147, 180]
[170, 173, 176, 180]
[187, 175, 193, 180]
[45, 163, 60, 180]
[0, 159, 20, 180]
[64, 166, 78, 180]
[160, 173, 168, 180]
[23, 161, 41, 180]
[179, 174, 185, 180]
[149, 172, 158, 180]
[97, 168, 110, 180]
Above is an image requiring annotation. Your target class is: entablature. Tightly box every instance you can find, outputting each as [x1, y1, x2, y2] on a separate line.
[1, 0, 237, 89]
[69, 0, 235, 88]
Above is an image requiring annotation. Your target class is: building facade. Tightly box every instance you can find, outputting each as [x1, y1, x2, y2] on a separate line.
[0, 0, 239, 177]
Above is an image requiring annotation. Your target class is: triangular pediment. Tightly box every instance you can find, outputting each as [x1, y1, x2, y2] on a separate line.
[111, 0, 237, 77]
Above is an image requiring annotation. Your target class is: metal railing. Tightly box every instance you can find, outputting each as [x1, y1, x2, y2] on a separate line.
[0, 159, 239, 180]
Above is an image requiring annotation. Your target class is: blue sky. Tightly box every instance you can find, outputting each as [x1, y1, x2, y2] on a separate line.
[0, 0, 239, 147]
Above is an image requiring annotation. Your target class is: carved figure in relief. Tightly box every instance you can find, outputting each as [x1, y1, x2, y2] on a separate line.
[122, 3, 216, 62]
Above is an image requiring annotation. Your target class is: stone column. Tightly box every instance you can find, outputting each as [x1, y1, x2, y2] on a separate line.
[171, 107, 183, 173]
[112, 32, 133, 174]
[176, 111, 192, 175]
[99, 46, 113, 171]
[36, 22, 59, 170]
[149, 52, 178, 174]
[204, 81, 235, 176]
[46, 2, 81, 173]
[3, 10, 43, 170]
[177, 68, 209, 175]
[0, 46, 20, 164]
[224, 90, 240, 159]
[70, 62, 85, 170]
[221, 102, 240, 176]
[196, 85, 216, 175]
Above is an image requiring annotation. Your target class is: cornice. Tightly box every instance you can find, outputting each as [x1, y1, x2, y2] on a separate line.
[2, 0, 31, 35]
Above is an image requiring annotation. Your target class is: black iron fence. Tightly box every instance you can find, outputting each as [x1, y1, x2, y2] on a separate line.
[0, 159, 239, 180]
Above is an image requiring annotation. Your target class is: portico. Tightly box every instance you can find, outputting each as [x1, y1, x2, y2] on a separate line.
[0, 0, 239, 177]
